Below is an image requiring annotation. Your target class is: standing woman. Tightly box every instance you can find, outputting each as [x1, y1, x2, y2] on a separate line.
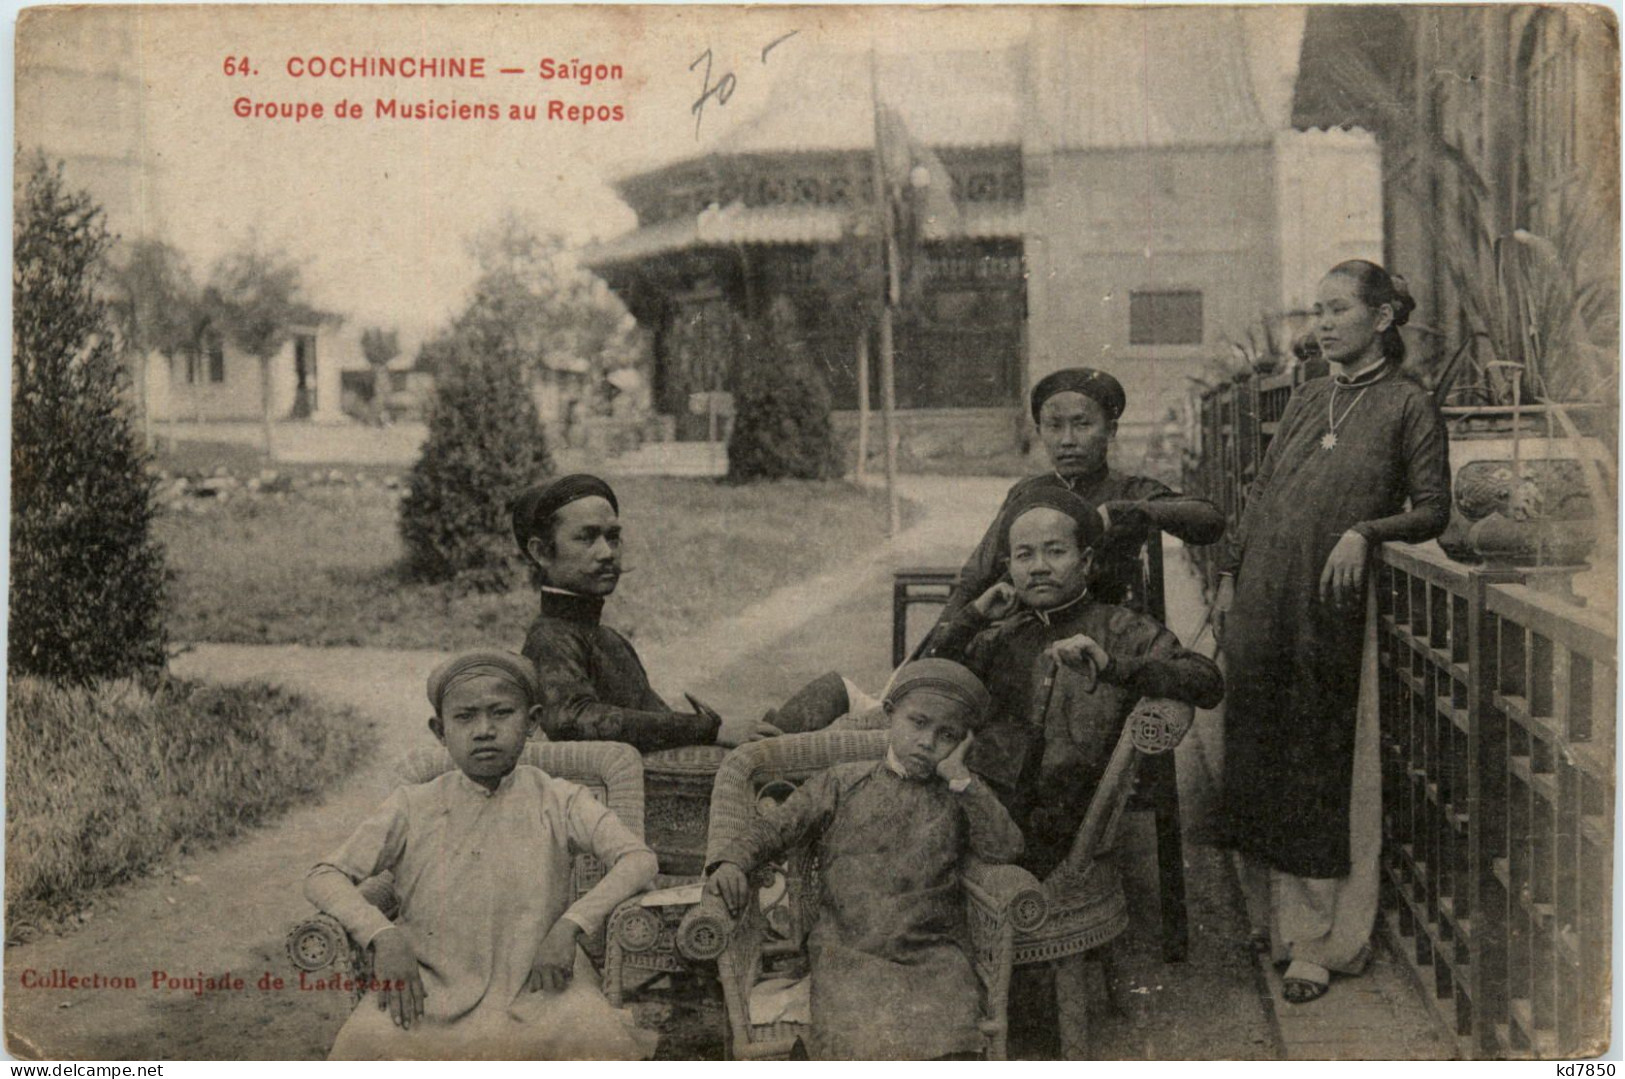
[1214, 260, 1451, 1004]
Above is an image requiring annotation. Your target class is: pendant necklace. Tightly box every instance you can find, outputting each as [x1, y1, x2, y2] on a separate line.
[1322, 380, 1373, 450]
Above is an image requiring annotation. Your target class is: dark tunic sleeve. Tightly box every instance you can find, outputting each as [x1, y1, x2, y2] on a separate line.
[1098, 474, 1226, 549]
[707, 768, 842, 874]
[955, 778, 1024, 863]
[922, 606, 997, 673]
[1098, 608, 1226, 709]
[522, 620, 720, 753]
[1350, 390, 1452, 545]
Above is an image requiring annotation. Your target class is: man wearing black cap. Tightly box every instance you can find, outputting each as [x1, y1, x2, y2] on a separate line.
[514, 474, 780, 751]
[925, 485, 1223, 1059]
[928, 367, 1224, 637]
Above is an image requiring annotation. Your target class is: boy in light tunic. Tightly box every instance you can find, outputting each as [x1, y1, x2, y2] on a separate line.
[305, 650, 658, 1060]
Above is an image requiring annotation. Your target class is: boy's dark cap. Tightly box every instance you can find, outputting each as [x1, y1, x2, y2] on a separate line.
[886, 659, 991, 728]
[512, 474, 619, 553]
[1030, 367, 1126, 423]
[1004, 486, 1105, 549]
[427, 649, 541, 712]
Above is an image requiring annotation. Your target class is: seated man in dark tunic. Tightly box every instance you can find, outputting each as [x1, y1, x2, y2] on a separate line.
[703, 659, 1023, 1060]
[925, 486, 1223, 1057]
[515, 475, 847, 752]
[926, 367, 1224, 643]
[927, 484, 1224, 873]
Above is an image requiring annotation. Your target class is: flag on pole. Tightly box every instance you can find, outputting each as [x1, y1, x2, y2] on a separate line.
[873, 102, 959, 306]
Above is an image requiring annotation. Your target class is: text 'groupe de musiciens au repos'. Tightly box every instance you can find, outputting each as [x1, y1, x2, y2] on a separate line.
[223, 54, 629, 124]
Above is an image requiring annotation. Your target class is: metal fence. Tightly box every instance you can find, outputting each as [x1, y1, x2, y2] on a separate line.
[1187, 372, 1616, 1059]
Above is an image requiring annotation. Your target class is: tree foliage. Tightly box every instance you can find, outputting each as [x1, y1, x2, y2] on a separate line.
[397, 210, 651, 587]
[207, 242, 322, 362]
[107, 238, 204, 360]
[205, 238, 327, 441]
[459, 211, 644, 384]
[11, 152, 168, 684]
[360, 326, 402, 422]
[398, 332, 554, 590]
[726, 298, 840, 482]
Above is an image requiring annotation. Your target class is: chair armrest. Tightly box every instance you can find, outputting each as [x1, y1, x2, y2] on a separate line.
[676, 889, 737, 961]
[705, 729, 890, 866]
[961, 858, 1047, 934]
[1049, 697, 1194, 888]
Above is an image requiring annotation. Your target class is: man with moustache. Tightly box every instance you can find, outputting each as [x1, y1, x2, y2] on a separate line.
[514, 475, 807, 752]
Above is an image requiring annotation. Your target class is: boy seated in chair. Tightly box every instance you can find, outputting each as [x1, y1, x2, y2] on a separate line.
[925, 487, 1224, 1055]
[304, 650, 659, 1060]
[703, 660, 1023, 1060]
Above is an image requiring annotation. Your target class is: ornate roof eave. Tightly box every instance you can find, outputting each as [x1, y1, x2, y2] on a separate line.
[583, 204, 1026, 271]
[610, 142, 1020, 199]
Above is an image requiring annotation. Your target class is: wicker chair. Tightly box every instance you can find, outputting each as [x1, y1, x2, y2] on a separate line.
[599, 743, 730, 1005]
[285, 740, 645, 994]
[1011, 694, 1196, 1058]
[675, 728, 1049, 1060]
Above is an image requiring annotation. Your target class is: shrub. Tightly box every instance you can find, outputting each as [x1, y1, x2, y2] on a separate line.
[11, 153, 168, 684]
[726, 298, 840, 482]
[398, 334, 553, 589]
[5, 675, 374, 929]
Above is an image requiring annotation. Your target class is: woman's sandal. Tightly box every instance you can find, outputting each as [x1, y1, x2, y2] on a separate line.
[1280, 976, 1330, 1004]
[1281, 960, 1331, 1004]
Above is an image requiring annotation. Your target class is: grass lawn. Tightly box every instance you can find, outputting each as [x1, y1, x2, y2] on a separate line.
[5, 676, 374, 933]
[157, 478, 921, 650]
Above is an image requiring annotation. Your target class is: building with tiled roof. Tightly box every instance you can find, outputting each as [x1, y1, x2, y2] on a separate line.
[588, 8, 1384, 457]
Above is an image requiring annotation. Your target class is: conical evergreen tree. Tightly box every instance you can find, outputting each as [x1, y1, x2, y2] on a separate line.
[726, 298, 840, 482]
[398, 334, 553, 590]
[11, 153, 168, 683]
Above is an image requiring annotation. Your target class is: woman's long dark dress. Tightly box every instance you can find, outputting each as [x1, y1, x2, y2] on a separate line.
[1216, 371, 1450, 879]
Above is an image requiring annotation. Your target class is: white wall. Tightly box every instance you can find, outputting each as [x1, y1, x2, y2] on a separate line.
[1273, 128, 1385, 311]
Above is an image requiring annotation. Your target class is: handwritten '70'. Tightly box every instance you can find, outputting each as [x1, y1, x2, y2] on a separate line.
[689, 30, 798, 139]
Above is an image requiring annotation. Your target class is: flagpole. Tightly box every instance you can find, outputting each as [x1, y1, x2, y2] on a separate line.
[869, 48, 901, 538]
[855, 331, 870, 483]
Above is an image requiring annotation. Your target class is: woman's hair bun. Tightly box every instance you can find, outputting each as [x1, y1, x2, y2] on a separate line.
[1387, 272, 1415, 327]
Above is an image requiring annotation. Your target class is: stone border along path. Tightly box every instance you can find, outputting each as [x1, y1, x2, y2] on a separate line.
[2, 476, 1011, 1061]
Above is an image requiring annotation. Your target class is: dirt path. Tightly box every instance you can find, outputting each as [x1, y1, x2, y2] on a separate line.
[3, 478, 1009, 1060]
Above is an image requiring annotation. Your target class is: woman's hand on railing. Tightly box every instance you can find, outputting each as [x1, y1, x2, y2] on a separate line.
[1318, 530, 1370, 608]
[1214, 574, 1235, 644]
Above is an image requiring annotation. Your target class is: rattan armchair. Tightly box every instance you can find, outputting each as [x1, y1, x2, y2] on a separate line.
[1011, 695, 1196, 1057]
[676, 728, 1048, 1060]
[285, 740, 645, 993]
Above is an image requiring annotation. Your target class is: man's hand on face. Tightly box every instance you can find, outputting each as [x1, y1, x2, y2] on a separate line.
[972, 582, 1020, 621]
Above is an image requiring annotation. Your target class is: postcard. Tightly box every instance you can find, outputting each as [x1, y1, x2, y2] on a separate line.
[9, 3, 1618, 1063]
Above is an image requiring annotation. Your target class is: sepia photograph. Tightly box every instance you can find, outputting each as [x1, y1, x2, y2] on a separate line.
[6, 2, 1620, 1062]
